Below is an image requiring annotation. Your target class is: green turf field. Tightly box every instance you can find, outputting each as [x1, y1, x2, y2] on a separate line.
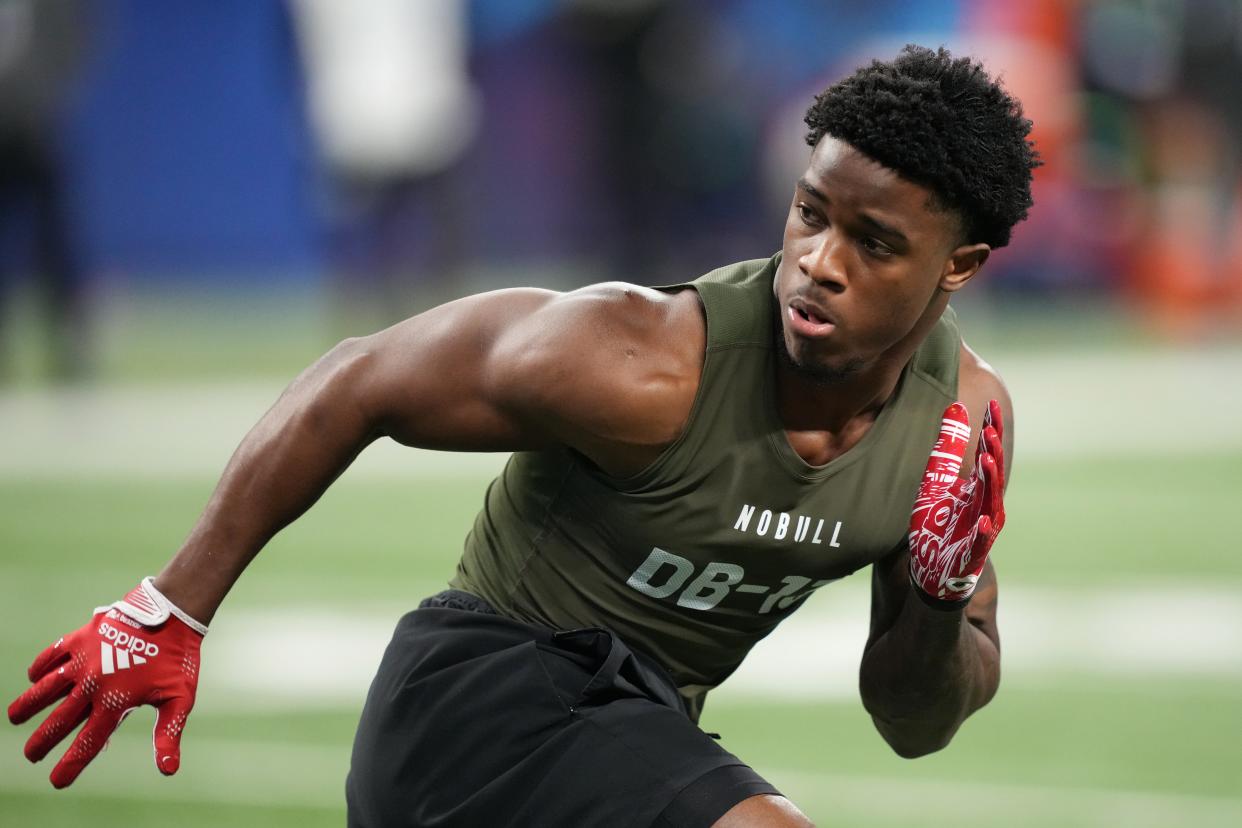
[2, 453, 1240, 827]
[2, 297, 1241, 826]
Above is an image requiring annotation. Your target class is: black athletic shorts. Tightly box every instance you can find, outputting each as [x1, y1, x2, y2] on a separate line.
[345, 590, 778, 827]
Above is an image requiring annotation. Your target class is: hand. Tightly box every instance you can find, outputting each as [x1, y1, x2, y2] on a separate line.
[8, 577, 207, 787]
[908, 399, 1006, 608]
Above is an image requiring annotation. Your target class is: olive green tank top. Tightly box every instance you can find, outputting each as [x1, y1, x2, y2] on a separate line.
[451, 253, 960, 719]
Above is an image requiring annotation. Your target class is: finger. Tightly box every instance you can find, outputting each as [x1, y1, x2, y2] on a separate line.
[970, 399, 1000, 475]
[984, 425, 1006, 492]
[987, 398, 1004, 443]
[968, 515, 995, 573]
[959, 462, 987, 530]
[23, 692, 89, 763]
[49, 708, 123, 788]
[922, 402, 971, 486]
[977, 452, 997, 524]
[8, 664, 74, 725]
[26, 636, 73, 683]
[984, 452, 1006, 534]
[986, 427, 1004, 481]
[153, 696, 194, 775]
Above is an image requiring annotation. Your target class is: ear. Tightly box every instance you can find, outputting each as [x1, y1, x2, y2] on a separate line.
[938, 243, 990, 293]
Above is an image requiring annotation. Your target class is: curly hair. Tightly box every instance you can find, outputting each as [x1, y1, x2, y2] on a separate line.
[804, 45, 1040, 248]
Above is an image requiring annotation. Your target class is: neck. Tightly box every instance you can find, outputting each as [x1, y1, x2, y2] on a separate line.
[775, 360, 897, 434]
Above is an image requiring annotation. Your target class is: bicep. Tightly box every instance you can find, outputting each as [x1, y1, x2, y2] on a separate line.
[958, 342, 1015, 492]
[343, 282, 694, 458]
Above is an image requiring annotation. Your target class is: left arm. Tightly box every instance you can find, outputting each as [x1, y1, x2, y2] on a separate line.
[858, 348, 1012, 757]
[858, 552, 1000, 758]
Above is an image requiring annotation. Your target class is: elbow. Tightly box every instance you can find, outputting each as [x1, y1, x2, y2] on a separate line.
[880, 723, 953, 759]
[869, 713, 956, 759]
[858, 653, 1001, 761]
[860, 686, 961, 759]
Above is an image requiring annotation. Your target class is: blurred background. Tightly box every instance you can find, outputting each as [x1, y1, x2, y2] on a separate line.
[1, 0, 1239, 826]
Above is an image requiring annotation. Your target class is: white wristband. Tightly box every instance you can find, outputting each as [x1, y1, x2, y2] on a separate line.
[101, 576, 209, 635]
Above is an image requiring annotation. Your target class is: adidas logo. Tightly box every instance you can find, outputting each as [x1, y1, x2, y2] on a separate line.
[100, 641, 148, 675]
[97, 622, 160, 675]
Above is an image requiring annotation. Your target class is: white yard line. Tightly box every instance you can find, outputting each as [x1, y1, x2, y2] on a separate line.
[0, 382, 509, 480]
[186, 582, 1242, 712]
[997, 347, 1242, 457]
[2, 346, 1241, 478]
[718, 581, 1242, 701]
[768, 769, 1242, 828]
[0, 735, 349, 809]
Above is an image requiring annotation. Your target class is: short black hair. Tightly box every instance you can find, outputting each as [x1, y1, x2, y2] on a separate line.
[804, 44, 1040, 248]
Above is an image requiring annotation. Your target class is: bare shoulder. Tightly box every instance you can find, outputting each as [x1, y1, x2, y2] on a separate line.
[957, 340, 1015, 476]
[491, 282, 707, 472]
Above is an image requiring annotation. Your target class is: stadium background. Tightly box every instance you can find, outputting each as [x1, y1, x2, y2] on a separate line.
[2, 1, 1240, 825]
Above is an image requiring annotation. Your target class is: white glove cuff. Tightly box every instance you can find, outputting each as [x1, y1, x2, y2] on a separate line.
[101, 576, 209, 635]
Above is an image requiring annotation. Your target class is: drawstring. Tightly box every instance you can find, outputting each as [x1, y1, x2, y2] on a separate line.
[553, 630, 630, 705]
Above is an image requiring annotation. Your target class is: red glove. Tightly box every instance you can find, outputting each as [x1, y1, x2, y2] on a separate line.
[7, 577, 207, 788]
[908, 399, 1006, 608]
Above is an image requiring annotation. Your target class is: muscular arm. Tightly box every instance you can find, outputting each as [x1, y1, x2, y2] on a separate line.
[6, 282, 705, 789]
[857, 344, 1013, 758]
[155, 284, 705, 623]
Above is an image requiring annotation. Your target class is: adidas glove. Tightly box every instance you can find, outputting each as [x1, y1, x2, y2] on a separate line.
[908, 399, 1006, 609]
[7, 577, 208, 788]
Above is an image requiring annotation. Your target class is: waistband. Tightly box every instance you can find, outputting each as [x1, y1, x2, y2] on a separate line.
[413, 589, 689, 718]
[418, 589, 499, 615]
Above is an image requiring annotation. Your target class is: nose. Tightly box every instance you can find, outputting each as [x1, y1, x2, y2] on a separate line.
[798, 231, 848, 293]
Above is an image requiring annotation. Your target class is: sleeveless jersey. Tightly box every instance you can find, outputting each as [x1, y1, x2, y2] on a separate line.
[451, 253, 961, 719]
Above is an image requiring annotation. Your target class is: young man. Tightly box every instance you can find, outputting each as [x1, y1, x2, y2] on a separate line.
[9, 45, 1036, 826]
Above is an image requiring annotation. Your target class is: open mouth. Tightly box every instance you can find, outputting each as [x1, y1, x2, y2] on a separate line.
[794, 305, 829, 325]
[788, 303, 835, 338]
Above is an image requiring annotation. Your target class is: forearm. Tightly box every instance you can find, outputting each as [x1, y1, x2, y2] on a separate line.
[154, 339, 380, 622]
[858, 584, 999, 758]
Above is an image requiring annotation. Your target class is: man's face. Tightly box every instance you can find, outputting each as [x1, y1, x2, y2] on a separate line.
[774, 136, 966, 383]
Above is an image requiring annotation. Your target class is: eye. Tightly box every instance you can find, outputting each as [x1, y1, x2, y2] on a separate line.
[860, 236, 894, 258]
[796, 203, 820, 226]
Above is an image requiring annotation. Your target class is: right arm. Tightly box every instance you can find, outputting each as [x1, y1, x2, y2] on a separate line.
[155, 288, 555, 622]
[156, 282, 705, 622]
[9, 281, 705, 787]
